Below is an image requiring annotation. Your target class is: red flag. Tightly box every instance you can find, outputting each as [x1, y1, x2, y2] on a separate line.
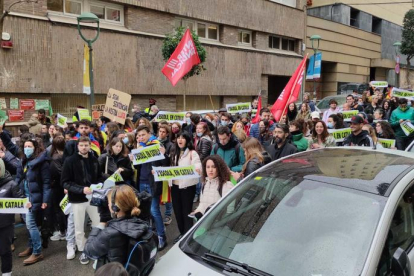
[161, 29, 201, 86]
[270, 54, 308, 122]
[251, 96, 262, 124]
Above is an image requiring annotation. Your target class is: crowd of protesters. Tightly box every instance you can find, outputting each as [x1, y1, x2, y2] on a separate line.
[0, 86, 411, 276]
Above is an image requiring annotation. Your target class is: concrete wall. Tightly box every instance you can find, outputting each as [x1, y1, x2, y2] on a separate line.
[307, 5, 350, 25]
[355, 10, 372, 33]
[381, 21, 405, 63]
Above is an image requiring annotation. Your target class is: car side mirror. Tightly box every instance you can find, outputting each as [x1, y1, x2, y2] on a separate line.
[392, 247, 411, 276]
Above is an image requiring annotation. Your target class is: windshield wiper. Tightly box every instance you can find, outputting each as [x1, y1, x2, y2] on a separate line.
[202, 253, 273, 276]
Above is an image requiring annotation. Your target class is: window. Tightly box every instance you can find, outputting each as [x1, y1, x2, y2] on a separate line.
[269, 35, 296, 52]
[47, 0, 124, 24]
[269, 0, 296, 8]
[377, 185, 414, 275]
[175, 19, 219, 41]
[238, 30, 252, 46]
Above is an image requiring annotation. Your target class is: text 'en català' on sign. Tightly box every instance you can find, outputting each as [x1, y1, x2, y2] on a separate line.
[0, 198, 28, 214]
[226, 103, 252, 114]
[152, 165, 199, 182]
[153, 111, 186, 124]
[328, 128, 352, 142]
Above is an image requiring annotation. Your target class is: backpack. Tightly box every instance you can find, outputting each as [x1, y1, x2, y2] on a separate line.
[125, 230, 158, 276]
[213, 143, 241, 165]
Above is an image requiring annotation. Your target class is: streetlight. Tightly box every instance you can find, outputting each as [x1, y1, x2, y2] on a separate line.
[77, 12, 100, 110]
[394, 41, 402, 88]
[310, 34, 321, 100]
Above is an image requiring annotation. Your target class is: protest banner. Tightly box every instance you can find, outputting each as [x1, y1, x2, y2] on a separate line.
[153, 111, 186, 124]
[341, 110, 359, 122]
[328, 128, 352, 142]
[391, 88, 414, 100]
[153, 165, 200, 182]
[19, 99, 35, 110]
[401, 121, 414, 136]
[377, 138, 396, 149]
[10, 98, 18, 109]
[59, 195, 72, 215]
[57, 113, 67, 128]
[103, 88, 131, 125]
[130, 144, 165, 165]
[86, 183, 103, 200]
[104, 171, 123, 188]
[370, 81, 388, 88]
[92, 104, 105, 120]
[0, 98, 6, 109]
[7, 110, 24, 122]
[35, 99, 50, 110]
[226, 103, 252, 114]
[77, 108, 91, 121]
[0, 198, 28, 214]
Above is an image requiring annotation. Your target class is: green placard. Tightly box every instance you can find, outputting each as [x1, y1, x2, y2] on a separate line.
[10, 98, 18, 109]
[35, 99, 50, 110]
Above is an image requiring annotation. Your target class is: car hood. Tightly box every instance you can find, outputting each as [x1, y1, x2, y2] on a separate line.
[151, 244, 222, 276]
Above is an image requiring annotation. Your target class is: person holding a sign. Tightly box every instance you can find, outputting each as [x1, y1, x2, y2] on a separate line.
[169, 131, 202, 243]
[343, 116, 373, 147]
[390, 98, 414, 150]
[0, 159, 25, 276]
[134, 125, 168, 250]
[98, 137, 133, 183]
[15, 138, 51, 265]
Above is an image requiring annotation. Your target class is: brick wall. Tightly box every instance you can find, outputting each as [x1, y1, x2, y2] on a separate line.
[219, 25, 238, 46]
[125, 6, 175, 35]
[130, 95, 176, 111]
[3, 0, 47, 16]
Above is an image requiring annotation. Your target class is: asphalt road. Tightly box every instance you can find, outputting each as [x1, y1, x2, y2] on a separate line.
[11, 204, 183, 276]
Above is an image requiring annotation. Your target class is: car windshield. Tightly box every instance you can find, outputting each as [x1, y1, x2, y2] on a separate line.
[182, 170, 386, 276]
[317, 97, 346, 110]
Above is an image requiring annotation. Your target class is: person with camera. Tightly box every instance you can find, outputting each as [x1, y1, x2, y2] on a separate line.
[84, 185, 155, 275]
[61, 136, 104, 265]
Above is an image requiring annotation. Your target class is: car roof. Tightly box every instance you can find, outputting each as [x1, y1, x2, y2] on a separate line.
[257, 148, 414, 196]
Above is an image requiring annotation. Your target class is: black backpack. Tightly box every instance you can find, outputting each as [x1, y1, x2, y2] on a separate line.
[125, 230, 158, 276]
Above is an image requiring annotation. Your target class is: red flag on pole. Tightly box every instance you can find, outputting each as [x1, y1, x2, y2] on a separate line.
[251, 96, 262, 124]
[161, 29, 201, 86]
[270, 54, 308, 122]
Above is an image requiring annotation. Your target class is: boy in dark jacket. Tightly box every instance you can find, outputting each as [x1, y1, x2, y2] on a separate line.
[0, 159, 25, 275]
[61, 136, 103, 265]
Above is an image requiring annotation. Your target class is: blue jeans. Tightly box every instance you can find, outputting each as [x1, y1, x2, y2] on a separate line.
[23, 210, 42, 255]
[165, 202, 173, 217]
[140, 183, 165, 237]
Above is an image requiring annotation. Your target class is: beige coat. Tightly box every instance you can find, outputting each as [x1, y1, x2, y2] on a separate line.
[169, 149, 202, 189]
[194, 178, 233, 214]
[27, 117, 42, 136]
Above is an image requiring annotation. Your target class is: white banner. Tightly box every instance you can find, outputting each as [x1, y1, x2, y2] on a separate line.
[59, 195, 72, 215]
[226, 103, 252, 114]
[130, 144, 165, 165]
[391, 88, 414, 101]
[370, 81, 388, 88]
[152, 165, 200, 182]
[401, 121, 414, 137]
[0, 198, 29, 214]
[153, 111, 186, 124]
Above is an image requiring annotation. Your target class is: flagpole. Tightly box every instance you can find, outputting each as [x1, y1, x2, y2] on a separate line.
[208, 94, 215, 112]
[280, 57, 307, 121]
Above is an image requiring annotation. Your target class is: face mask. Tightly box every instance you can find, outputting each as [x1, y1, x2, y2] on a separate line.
[172, 129, 180, 134]
[327, 122, 334, 129]
[24, 147, 34, 158]
[242, 121, 248, 126]
[221, 121, 228, 127]
[122, 137, 129, 144]
[358, 102, 363, 106]
[186, 118, 191, 124]
[196, 132, 203, 137]
[401, 106, 408, 111]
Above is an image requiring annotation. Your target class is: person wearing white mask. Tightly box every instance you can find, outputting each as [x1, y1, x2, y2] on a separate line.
[220, 112, 233, 129]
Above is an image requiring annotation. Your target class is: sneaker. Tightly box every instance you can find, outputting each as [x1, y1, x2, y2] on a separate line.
[50, 232, 66, 241]
[79, 252, 90, 265]
[3, 272, 12, 276]
[66, 245, 76, 260]
[193, 195, 199, 203]
[158, 235, 168, 251]
[163, 216, 172, 225]
[93, 259, 98, 270]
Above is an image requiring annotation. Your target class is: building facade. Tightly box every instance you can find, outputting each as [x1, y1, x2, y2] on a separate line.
[306, 2, 410, 98]
[0, 0, 306, 118]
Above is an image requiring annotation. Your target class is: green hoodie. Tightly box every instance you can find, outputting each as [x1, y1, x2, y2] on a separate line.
[389, 106, 414, 137]
[292, 133, 308, 152]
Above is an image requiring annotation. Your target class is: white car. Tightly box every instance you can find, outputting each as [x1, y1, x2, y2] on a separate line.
[152, 147, 414, 276]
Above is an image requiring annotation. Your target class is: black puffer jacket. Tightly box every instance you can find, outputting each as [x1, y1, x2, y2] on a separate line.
[196, 136, 213, 163]
[84, 216, 150, 270]
[98, 153, 133, 182]
[0, 171, 25, 228]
